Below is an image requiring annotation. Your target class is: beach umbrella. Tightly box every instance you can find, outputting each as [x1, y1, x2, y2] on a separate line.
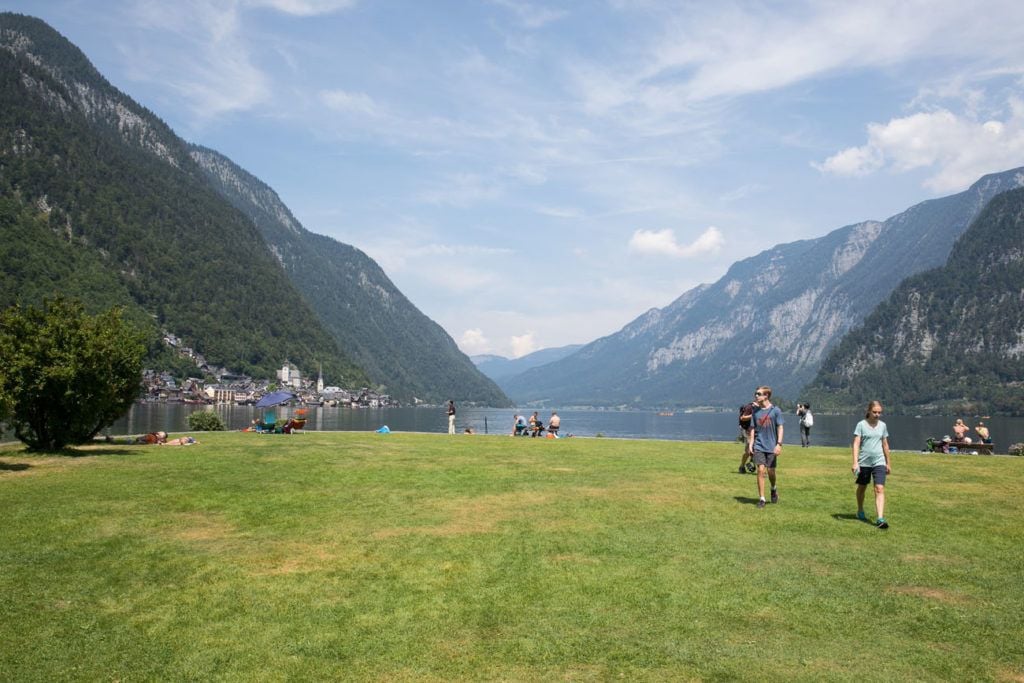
[255, 391, 296, 408]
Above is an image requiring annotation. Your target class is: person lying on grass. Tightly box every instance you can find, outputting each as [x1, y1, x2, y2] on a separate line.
[159, 436, 198, 446]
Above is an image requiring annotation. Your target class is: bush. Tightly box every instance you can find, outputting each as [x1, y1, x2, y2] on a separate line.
[1007, 443, 1024, 457]
[0, 298, 145, 450]
[187, 411, 225, 431]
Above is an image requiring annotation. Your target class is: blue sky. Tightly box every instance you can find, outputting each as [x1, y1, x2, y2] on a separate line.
[6, 1, 1024, 358]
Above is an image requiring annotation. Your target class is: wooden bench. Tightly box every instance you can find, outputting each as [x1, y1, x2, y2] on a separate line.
[928, 440, 995, 455]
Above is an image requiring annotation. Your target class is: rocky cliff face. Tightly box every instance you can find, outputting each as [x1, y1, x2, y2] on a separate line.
[805, 186, 1024, 414]
[503, 167, 1024, 408]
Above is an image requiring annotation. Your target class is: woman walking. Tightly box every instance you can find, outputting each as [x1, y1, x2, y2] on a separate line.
[852, 400, 891, 529]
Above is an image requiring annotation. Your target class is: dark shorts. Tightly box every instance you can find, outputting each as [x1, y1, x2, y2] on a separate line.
[752, 450, 777, 469]
[856, 465, 887, 486]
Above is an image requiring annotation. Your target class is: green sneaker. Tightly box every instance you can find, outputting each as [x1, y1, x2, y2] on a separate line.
[876, 517, 889, 529]
[856, 510, 867, 521]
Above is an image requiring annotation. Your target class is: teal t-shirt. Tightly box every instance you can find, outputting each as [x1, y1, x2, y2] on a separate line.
[854, 419, 888, 467]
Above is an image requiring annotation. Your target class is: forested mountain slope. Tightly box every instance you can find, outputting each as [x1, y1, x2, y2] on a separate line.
[804, 187, 1024, 415]
[0, 13, 367, 383]
[190, 147, 509, 404]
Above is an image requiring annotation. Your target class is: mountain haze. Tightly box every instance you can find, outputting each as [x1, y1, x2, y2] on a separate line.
[804, 186, 1024, 415]
[503, 167, 1024, 408]
[472, 344, 583, 383]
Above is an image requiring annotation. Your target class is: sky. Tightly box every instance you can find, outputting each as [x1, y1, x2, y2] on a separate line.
[6, 1, 1024, 358]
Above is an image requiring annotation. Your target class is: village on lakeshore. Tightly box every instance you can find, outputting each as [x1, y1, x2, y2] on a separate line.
[144, 334, 401, 408]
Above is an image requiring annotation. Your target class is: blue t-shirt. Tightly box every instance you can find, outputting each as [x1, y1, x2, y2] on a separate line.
[751, 405, 784, 453]
[854, 419, 888, 467]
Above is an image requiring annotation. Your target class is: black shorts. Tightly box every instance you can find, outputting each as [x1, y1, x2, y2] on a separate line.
[855, 465, 887, 486]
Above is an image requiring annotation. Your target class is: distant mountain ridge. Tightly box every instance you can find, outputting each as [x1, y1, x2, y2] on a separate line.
[0, 12, 508, 404]
[503, 167, 1024, 408]
[804, 186, 1024, 414]
[471, 344, 583, 383]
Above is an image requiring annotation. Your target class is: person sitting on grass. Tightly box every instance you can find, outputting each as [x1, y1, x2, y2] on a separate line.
[512, 414, 528, 436]
[529, 411, 545, 437]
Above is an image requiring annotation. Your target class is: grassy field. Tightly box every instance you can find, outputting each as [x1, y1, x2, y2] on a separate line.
[1, 431, 1022, 681]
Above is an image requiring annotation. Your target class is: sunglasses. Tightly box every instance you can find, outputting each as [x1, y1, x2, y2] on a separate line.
[754, 392, 766, 397]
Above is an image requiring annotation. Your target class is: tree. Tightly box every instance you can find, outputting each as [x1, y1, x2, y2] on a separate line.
[0, 298, 146, 450]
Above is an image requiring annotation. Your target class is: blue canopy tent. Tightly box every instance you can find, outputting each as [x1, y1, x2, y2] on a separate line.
[254, 391, 296, 432]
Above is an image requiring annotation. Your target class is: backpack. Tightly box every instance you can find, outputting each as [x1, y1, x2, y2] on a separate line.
[802, 411, 813, 427]
[738, 403, 754, 427]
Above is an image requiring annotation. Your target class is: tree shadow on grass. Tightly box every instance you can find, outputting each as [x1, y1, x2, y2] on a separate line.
[0, 462, 31, 472]
[59, 446, 141, 458]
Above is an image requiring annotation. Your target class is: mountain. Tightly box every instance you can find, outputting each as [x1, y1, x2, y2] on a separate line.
[0, 13, 508, 404]
[189, 147, 509, 405]
[0, 13, 367, 383]
[502, 167, 1024, 408]
[803, 186, 1024, 415]
[471, 344, 583, 383]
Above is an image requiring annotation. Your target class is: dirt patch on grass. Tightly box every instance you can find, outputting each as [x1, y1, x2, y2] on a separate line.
[996, 668, 1024, 682]
[890, 585, 971, 605]
[249, 543, 340, 576]
[373, 491, 556, 538]
[547, 553, 601, 566]
[901, 553, 964, 565]
[166, 512, 237, 543]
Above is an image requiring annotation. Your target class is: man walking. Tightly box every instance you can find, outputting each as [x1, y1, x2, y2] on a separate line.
[746, 386, 784, 508]
[446, 400, 456, 435]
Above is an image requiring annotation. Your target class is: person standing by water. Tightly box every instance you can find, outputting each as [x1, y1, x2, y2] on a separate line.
[852, 400, 891, 529]
[799, 403, 813, 447]
[746, 386, 783, 508]
[446, 400, 456, 435]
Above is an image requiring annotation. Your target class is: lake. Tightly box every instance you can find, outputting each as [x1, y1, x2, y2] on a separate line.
[109, 403, 1022, 453]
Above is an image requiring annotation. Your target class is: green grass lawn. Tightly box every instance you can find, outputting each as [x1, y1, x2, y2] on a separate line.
[1, 432, 1022, 681]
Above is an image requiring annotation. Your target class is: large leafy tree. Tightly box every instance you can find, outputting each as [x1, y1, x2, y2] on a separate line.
[0, 298, 145, 450]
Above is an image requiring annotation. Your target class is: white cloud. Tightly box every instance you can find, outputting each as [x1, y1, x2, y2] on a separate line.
[510, 333, 538, 358]
[813, 144, 884, 177]
[815, 103, 1024, 192]
[246, 0, 358, 16]
[416, 173, 504, 207]
[628, 226, 725, 258]
[320, 89, 380, 117]
[460, 328, 489, 354]
[121, 1, 269, 118]
[490, 0, 568, 29]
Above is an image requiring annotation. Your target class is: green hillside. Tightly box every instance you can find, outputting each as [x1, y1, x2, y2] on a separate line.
[0, 13, 369, 384]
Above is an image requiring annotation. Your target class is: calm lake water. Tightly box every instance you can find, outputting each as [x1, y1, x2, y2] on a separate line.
[109, 403, 1023, 453]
